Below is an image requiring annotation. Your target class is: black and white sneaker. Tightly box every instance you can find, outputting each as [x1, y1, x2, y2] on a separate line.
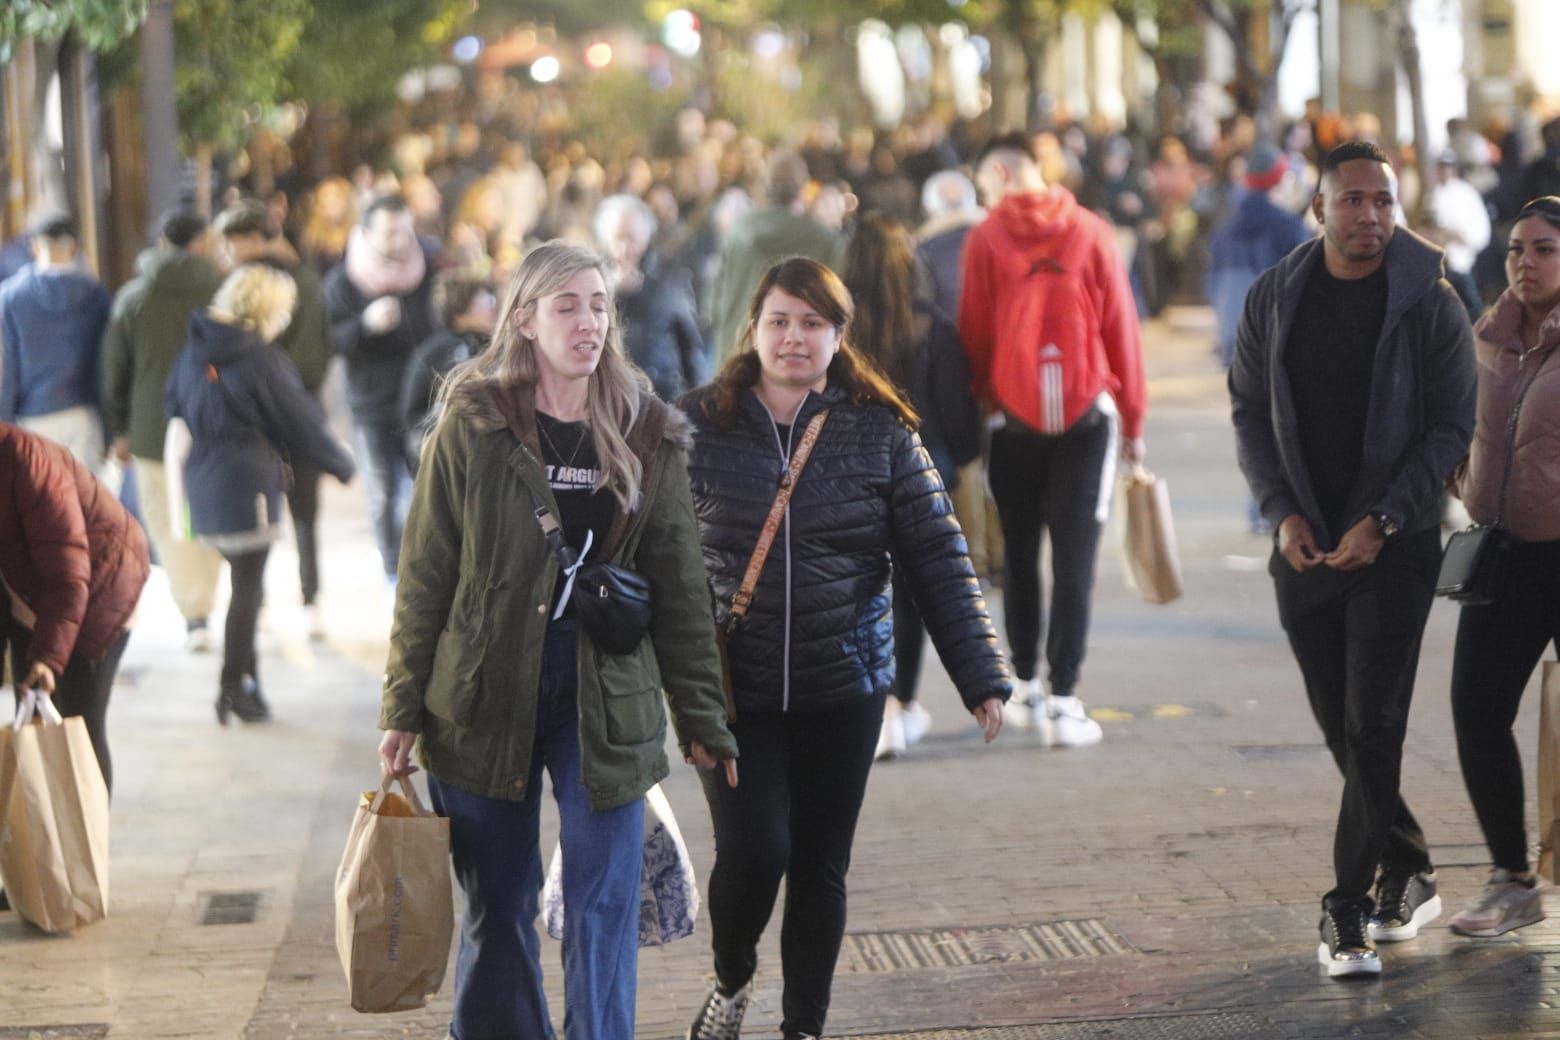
[1369, 870, 1441, 942]
[688, 981, 752, 1040]
[1318, 900, 1381, 977]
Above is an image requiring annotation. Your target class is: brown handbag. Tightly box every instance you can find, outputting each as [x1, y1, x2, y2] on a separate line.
[715, 409, 830, 718]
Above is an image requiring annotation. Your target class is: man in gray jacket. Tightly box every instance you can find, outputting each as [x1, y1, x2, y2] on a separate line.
[1229, 141, 1475, 978]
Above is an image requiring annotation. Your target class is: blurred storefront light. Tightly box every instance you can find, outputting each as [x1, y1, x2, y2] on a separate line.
[531, 55, 561, 83]
[452, 35, 483, 63]
[585, 42, 613, 68]
[663, 10, 702, 58]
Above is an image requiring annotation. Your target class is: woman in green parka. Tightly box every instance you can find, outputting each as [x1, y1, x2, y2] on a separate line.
[378, 240, 738, 1040]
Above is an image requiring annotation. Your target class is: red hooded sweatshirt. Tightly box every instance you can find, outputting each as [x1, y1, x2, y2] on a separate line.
[958, 187, 1146, 440]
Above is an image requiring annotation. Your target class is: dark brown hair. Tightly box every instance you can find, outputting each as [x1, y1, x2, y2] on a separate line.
[842, 212, 917, 389]
[700, 256, 918, 429]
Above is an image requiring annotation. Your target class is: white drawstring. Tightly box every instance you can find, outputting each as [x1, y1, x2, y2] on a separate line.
[551, 528, 594, 621]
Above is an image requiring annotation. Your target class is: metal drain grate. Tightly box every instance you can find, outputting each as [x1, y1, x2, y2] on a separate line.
[857, 1011, 1282, 1039]
[0, 1028, 111, 1039]
[1229, 743, 1330, 762]
[199, 889, 264, 925]
[839, 919, 1133, 973]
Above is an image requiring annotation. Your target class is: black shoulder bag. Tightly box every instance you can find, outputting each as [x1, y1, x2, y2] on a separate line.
[1435, 346, 1552, 605]
[534, 507, 652, 654]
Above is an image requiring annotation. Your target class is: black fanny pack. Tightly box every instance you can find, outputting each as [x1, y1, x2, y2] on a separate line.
[534, 507, 651, 655]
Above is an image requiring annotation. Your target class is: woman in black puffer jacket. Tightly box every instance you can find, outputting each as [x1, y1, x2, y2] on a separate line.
[681, 257, 1010, 1040]
[165, 264, 355, 725]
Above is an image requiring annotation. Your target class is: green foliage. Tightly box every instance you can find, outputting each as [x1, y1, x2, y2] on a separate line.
[0, 0, 148, 63]
[173, 0, 310, 152]
[287, 0, 467, 113]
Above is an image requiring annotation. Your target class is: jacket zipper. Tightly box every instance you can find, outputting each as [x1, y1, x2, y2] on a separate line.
[764, 400, 802, 712]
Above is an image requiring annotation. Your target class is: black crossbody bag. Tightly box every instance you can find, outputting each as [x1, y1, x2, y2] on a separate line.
[534, 506, 652, 654]
[1436, 346, 1553, 605]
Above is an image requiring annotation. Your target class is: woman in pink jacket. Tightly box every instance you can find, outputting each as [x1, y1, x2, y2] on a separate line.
[1448, 195, 1560, 938]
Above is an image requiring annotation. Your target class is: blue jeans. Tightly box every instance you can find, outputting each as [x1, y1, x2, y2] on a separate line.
[427, 622, 645, 1040]
[353, 416, 411, 578]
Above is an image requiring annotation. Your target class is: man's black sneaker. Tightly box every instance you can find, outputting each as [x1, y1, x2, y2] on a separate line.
[1369, 870, 1441, 942]
[1318, 900, 1381, 977]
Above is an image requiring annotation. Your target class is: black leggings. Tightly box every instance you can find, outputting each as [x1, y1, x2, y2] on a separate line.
[699, 692, 883, 1037]
[285, 464, 320, 605]
[221, 547, 270, 689]
[5, 625, 130, 795]
[1451, 538, 1560, 873]
[891, 568, 924, 705]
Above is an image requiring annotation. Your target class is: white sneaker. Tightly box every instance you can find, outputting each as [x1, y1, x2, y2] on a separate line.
[900, 702, 933, 747]
[874, 712, 906, 761]
[1005, 678, 1044, 730]
[304, 603, 326, 642]
[1047, 694, 1103, 747]
[1449, 869, 1545, 937]
[185, 622, 212, 654]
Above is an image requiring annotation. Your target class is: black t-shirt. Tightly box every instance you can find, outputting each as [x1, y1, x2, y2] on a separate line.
[1284, 262, 1387, 540]
[537, 411, 617, 616]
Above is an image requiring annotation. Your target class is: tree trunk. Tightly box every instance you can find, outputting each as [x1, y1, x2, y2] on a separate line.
[1396, 1, 1433, 223]
[194, 144, 213, 218]
[139, 0, 180, 230]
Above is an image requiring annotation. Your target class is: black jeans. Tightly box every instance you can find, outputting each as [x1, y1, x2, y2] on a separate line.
[285, 462, 320, 605]
[4, 623, 130, 795]
[1271, 528, 1440, 906]
[220, 547, 270, 689]
[699, 691, 883, 1037]
[987, 404, 1115, 694]
[1451, 538, 1560, 873]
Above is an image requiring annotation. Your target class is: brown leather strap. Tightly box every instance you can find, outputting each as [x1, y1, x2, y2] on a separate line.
[730, 410, 829, 620]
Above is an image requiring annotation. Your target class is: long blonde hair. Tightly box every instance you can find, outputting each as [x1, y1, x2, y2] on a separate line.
[441, 241, 648, 511]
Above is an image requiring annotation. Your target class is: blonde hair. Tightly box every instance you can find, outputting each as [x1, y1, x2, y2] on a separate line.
[211, 264, 296, 342]
[441, 241, 648, 512]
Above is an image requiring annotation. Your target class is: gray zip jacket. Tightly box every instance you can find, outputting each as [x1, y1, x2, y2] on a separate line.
[1229, 228, 1476, 550]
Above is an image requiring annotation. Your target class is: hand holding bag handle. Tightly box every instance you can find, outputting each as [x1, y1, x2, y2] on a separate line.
[12, 687, 65, 730]
[367, 772, 434, 817]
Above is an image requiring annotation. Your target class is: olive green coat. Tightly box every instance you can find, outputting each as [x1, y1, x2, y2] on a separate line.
[379, 384, 737, 810]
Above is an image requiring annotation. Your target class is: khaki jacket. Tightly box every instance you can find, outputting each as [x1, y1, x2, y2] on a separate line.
[380, 384, 736, 810]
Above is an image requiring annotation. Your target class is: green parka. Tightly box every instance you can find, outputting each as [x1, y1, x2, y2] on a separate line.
[101, 247, 222, 460]
[379, 382, 737, 810]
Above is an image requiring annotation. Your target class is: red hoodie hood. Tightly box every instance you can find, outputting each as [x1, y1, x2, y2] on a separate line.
[988, 188, 1081, 256]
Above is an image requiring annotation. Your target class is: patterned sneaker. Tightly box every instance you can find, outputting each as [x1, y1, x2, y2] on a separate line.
[1449, 869, 1544, 937]
[1369, 870, 1441, 941]
[1047, 694, 1103, 747]
[1318, 900, 1381, 977]
[688, 981, 751, 1040]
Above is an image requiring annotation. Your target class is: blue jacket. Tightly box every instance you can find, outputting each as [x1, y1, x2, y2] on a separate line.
[164, 312, 354, 543]
[1206, 192, 1311, 364]
[1229, 229, 1475, 549]
[0, 265, 111, 422]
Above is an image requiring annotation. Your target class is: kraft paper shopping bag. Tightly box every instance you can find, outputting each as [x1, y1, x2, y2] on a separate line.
[1122, 466, 1185, 604]
[0, 688, 110, 933]
[334, 773, 453, 1013]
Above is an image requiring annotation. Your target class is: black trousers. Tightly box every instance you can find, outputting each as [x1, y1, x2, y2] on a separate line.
[1271, 528, 1440, 906]
[353, 414, 410, 579]
[1451, 537, 1560, 873]
[285, 462, 320, 605]
[699, 691, 883, 1037]
[5, 623, 130, 795]
[987, 405, 1115, 693]
[220, 547, 270, 689]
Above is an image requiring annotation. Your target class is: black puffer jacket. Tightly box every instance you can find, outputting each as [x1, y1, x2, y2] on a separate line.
[683, 380, 1010, 715]
[618, 255, 708, 402]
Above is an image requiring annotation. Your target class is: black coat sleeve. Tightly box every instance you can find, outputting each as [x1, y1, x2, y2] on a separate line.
[884, 422, 1010, 708]
[254, 348, 356, 483]
[1228, 269, 1302, 530]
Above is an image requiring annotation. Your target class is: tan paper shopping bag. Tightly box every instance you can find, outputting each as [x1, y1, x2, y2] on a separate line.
[1122, 467, 1184, 604]
[0, 689, 111, 933]
[334, 774, 453, 1013]
[1538, 663, 1560, 883]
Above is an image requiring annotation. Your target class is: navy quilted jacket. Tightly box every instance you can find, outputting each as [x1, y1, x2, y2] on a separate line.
[682, 380, 1010, 715]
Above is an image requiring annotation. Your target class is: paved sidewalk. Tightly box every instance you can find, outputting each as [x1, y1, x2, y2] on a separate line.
[5, 310, 1559, 1039]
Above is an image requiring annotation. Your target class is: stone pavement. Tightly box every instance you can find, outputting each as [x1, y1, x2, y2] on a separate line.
[5, 310, 1560, 1039]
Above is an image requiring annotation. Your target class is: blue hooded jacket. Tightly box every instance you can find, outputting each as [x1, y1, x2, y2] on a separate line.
[0, 264, 111, 422]
[164, 311, 354, 544]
